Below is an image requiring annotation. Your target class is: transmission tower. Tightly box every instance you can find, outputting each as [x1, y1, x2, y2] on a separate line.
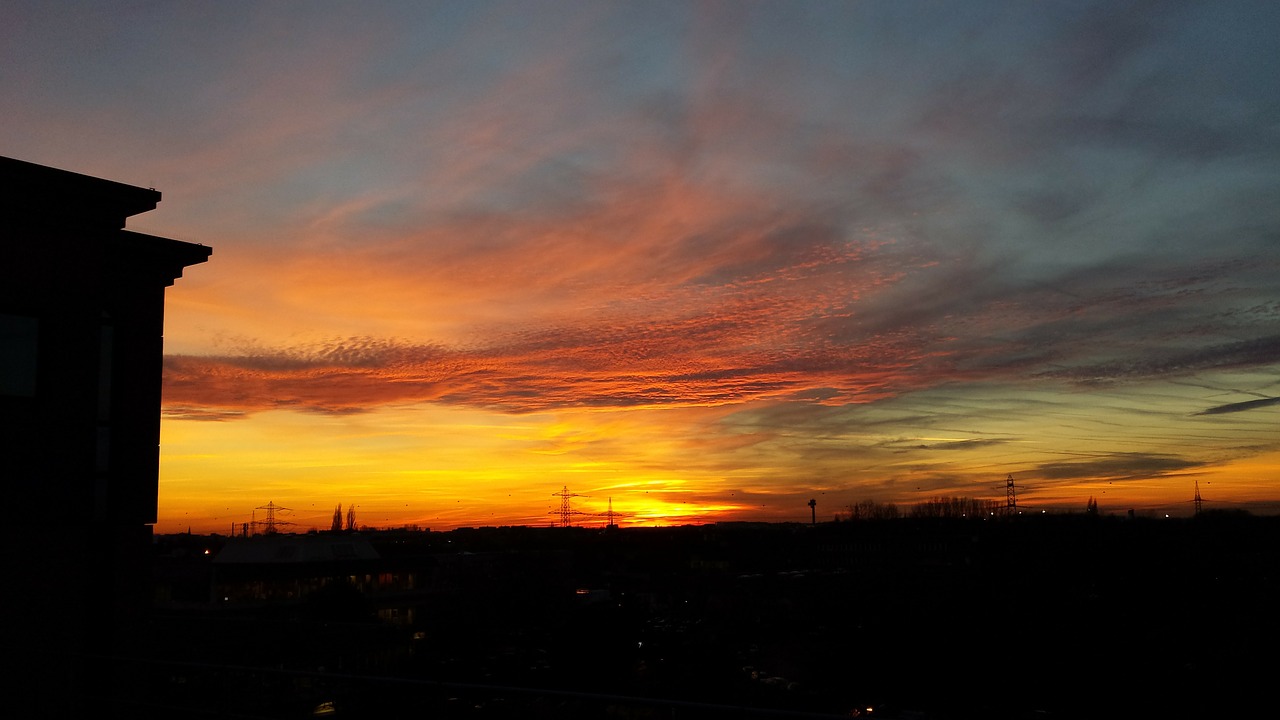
[551, 486, 588, 527]
[253, 501, 294, 535]
[582, 496, 637, 528]
[1006, 474, 1017, 513]
[1194, 480, 1203, 516]
[593, 497, 639, 528]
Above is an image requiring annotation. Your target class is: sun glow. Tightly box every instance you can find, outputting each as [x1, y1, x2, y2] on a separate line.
[158, 403, 764, 534]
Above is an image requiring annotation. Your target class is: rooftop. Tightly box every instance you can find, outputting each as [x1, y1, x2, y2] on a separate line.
[0, 155, 162, 229]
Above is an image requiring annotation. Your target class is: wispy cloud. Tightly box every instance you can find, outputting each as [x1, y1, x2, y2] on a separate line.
[1033, 453, 1206, 483]
[1042, 336, 1280, 386]
[1196, 396, 1280, 416]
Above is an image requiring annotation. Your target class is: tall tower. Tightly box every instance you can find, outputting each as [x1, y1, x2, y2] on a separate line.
[1194, 480, 1203, 516]
[1006, 474, 1017, 513]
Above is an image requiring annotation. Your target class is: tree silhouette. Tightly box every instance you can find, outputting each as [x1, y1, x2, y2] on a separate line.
[848, 499, 901, 520]
[910, 496, 999, 518]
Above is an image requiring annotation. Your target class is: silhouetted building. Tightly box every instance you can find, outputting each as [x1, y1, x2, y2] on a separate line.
[0, 156, 210, 716]
[211, 533, 388, 605]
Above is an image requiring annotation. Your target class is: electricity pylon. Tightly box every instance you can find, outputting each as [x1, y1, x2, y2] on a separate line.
[253, 501, 294, 534]
[551, 486, 588, 527]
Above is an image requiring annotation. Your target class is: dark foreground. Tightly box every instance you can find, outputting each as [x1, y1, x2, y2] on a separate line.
[56, 513, 1280, 718]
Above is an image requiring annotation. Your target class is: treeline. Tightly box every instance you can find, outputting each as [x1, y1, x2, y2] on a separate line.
[846, 496, 1004, 520]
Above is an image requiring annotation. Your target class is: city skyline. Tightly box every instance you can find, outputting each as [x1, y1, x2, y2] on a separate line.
[3, 1, 1278, 532]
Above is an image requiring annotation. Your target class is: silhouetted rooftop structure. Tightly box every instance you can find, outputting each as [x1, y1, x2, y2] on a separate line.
[3, 156, 158, 224]
[214, 533, 382, 564]
[1, 156, 210, 716]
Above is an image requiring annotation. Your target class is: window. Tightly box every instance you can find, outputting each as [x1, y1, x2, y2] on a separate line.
[0, 313, 38, 396]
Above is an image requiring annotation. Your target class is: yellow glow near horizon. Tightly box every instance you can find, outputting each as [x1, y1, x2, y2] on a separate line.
[158, 366, 1280, 534]
[160, 392, 1280, 532]
[158, 403, 762, 534]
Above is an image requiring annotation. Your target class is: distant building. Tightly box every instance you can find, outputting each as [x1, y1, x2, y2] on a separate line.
[0, 156, 211, 716]
[211, 533, 391, 605]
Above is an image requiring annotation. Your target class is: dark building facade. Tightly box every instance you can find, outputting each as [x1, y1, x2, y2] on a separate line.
[0, 156, 211, 715]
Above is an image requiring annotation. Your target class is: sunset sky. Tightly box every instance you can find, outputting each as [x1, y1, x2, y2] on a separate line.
[4, 1, 1278, 533]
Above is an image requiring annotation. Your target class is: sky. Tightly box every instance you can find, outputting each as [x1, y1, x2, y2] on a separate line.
[3, 1, 1279, 533]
